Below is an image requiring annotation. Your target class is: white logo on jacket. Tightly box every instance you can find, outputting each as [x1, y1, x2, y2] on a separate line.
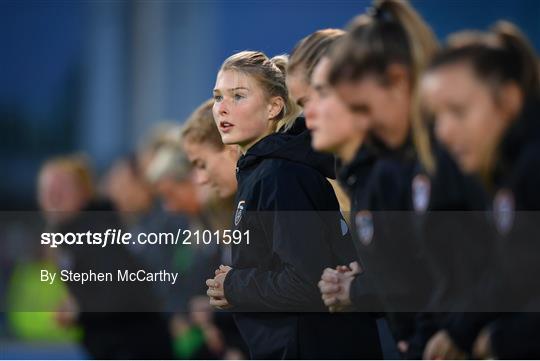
[493, 189, 515, 235]
[355, 210, 374, 246]
[235, 200, 246, 226]
[412, 174, 431, 213]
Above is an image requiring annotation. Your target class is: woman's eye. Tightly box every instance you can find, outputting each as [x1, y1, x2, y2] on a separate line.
[214, 95, 223, 102]
[450, 105, 466, 119]
[319, 89, 330, 98]
[234, 94, 245, 101]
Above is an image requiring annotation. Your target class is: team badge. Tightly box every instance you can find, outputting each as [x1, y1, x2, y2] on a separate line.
[340, 218, 349, 236]
[412, 174, 431, 213]
[355, 210, 374, 246]
[235, 200, 246, 226]
[493, 189, 515, 235]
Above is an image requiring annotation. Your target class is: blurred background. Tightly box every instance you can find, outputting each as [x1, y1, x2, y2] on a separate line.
[1, 0, 539, 359]
[1, 0, 539, 210]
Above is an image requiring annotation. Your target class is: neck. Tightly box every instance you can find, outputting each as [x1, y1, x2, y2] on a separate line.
[337, 135, 364, 164]
[239, 129, 275, 155]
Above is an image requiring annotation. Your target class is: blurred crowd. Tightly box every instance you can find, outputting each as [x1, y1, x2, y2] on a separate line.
[1, 117, 247, 359]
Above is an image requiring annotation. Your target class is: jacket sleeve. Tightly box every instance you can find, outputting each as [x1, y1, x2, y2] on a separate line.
[349, 272, 384, 312]
[223, 165, 343, 312]
[489, 312, 540, 359]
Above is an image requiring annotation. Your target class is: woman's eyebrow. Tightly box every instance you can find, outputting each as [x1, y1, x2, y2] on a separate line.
[313, 83, 329, 93]
[213, 86, 249, 93]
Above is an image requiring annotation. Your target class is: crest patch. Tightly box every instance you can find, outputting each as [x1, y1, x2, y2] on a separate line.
[355, 210, 374, 246]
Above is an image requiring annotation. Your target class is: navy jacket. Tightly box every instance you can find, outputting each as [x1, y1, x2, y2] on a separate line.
[406, 146, 493, 358]
[447, 99, 540, 356]
[338, 139, 434, 343]
[223, 122, 382, 359]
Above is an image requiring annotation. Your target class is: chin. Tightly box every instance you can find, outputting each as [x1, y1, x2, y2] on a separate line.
[220, 134, 237, 145]
[311, 137, 323, 151]
[219, 190, 233, 199]
[312, 139, 330, 153]
[457, 158, 477, 175]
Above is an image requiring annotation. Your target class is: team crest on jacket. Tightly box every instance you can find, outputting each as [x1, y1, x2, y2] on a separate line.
[355, 211, 374, 246]
[412, 174, 431, 212]
[493, 189, 515, 235]
[235, 200, 246, 226]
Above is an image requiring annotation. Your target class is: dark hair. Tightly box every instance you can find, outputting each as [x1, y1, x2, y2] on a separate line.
[288, 28, 345, 83]
[428, 21, 540, 101]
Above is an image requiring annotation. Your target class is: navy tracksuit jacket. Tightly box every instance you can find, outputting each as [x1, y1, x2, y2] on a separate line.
[223, 120, 382, 359]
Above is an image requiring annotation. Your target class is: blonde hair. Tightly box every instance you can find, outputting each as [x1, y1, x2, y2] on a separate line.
[329, 0, 439, 173]
[288, 28, 345, 84]
[145, 144, 191, 184]
[40, 154, 95, 198]
[180, 99, 224, 151]
[219, 50, 301, 131]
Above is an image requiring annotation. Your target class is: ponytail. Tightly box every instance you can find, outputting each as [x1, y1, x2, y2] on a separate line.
[492, 21, 540, 99]
[329, 0, 438, 173]
[269, 55, 302, 131]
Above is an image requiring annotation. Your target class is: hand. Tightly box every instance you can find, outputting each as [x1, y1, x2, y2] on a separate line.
[215, 264, 231, 276]
[336, 261, 362, 277]
[397, 340, 409, 354]
[318, 267, 355, 312]
[206, 265, 232, 309]
[473, 327, 493, 360]
[423, 330, 467, 360]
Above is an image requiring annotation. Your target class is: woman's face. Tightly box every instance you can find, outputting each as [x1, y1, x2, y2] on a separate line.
[305, 57, 367, 154]
[38, 165, 87, 213]
[286, 70, 315, 127]
[421, 64, 510, 174]
[334, 66, 411, 149]
[183, 140, 238, 199]
[287, 70, 310, 109]
[213, 70, 276, 152]
[105, 160, 153, 212]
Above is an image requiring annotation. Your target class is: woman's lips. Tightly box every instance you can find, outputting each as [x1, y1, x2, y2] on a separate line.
[219, 121, 234, 133]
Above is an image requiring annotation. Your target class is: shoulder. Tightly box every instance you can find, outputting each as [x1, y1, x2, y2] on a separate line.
[258, 158, 328, 185]
[367, 158, 415, 210]
[511, 142, 540, 209]
[258, 159, 336, 210]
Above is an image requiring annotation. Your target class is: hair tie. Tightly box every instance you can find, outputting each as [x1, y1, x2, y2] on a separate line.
[368, 4, 394, 22]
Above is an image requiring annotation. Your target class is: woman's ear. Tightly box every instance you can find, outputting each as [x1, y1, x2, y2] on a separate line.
[499, 82, 523, 124]
[267, 96, 285, 120]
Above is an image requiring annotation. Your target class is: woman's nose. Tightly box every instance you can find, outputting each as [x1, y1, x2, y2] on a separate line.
[195, 169, 210, 185]
[216, 99, 229, 116]
[435, 114, 455, 147]
[303, 98, 317, 130]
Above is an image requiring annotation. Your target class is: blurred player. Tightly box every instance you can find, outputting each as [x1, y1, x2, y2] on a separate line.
[316, 0, 439, 356]
[421, 21, 540, 359]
